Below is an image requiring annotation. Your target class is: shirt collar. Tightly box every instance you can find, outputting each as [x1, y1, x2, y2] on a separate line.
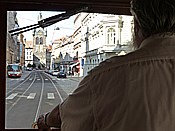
[139, 34, 175, 49]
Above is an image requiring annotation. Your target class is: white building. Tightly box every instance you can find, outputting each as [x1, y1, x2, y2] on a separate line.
[51, 13, 134, 77]
[25, 41, 33, 67]
[51, 36, 74, 72]
[76, 13, 134, 76]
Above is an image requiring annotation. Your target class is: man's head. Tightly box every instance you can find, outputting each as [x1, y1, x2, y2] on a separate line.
[130, 0, 175, 48]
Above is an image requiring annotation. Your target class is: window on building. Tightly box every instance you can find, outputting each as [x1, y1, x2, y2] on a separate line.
[107, 28, 116, 45]
[36, 37, 39, 45]
[40, 37, 43, 44]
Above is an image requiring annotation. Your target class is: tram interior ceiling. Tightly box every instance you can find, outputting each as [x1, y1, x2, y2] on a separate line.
[0, 0, 131, 130]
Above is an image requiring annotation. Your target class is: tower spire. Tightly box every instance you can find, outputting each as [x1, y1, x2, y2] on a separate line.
[38, 11, 43, 21]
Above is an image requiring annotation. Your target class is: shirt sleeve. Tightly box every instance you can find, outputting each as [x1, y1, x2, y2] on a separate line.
[59, 74, 96, 131]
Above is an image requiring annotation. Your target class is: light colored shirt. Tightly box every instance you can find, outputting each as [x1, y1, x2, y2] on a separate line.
[60, 35, 175, 131]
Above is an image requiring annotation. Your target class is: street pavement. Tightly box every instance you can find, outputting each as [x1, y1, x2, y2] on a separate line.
[21, 70, 83, 82]
[21, 70, 31, 78]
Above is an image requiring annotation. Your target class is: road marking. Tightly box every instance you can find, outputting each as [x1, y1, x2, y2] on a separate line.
[10, 79, 19, 81]
[27, 93, 36, 99]
[34, 73, 45, 122]
[6, 92, 57, 100]
[7, 74, 37, 113]
[18, 95, 27, 98]
[6, 93, 18, 100]
[47, 93, 55, 99]
[37, 79, 40, 80]
[45, 79, 48, 80]
[29, 79, 32, 80]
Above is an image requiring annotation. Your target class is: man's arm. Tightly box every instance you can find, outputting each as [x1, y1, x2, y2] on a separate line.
[46, 104, 61, 128]
[36, 104, 61, 129]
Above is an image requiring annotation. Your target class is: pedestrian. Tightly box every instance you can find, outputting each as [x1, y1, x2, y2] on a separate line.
[36, 0, 175, 130]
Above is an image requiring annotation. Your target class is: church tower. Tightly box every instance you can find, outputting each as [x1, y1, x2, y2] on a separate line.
[33, 12, 47, 69]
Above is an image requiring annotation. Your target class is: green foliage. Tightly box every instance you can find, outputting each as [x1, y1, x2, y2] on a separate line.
[33, 63, 36, 68]
[27, 63, 32, 67]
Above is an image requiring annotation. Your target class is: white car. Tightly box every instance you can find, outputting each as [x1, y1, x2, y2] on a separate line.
[51, 70, 59, 76]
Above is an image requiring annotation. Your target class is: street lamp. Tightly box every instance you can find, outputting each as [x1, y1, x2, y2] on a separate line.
[50, 26, 60, 70]
[118, 15, 124, 46]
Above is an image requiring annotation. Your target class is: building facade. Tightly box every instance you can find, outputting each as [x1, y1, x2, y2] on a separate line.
[18, 34, 25, 67]
[46, 45, 52, 69]
[25, 41, 33, 67]
[51, 13, 133, 77]
[32, 12, 47, 69]
[76, 13, 134, 76]
[6, 11, 19, 65]
[51, 36, 74, 73]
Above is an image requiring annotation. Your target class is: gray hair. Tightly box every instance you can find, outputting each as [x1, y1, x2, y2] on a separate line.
[130, 0, 175, 38]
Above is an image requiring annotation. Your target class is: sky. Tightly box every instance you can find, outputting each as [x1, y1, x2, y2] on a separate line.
[16, 11, 76, 45]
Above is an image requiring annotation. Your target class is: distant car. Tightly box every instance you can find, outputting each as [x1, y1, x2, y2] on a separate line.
[48, 69, 53, 74]
[26, 67, 32, 71]
[52, 70, 59, 76]
[57, 71, 66, 78]
[45, 69, 49, 73]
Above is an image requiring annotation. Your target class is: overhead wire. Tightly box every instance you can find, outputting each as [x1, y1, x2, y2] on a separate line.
[9, 6, 89, 36]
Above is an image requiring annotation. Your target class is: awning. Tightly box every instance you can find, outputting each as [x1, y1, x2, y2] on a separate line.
[70, 62, 80, 67]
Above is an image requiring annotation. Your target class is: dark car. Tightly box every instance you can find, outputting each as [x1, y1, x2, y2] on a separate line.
[57, 71, 66, 78]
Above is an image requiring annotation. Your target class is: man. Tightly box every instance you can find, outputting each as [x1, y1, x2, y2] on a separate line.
[36, 0, 175, 130]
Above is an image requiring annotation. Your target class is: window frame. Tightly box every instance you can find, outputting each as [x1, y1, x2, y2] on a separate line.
[107, 27, 116, 45]
[0, 0, 131, 130]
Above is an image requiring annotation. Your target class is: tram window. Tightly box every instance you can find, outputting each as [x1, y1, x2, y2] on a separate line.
[5, 11, 133, 129]
[1, 0, 133, 129]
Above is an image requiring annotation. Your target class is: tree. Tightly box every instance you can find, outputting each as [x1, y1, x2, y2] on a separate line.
[27, 63, 32, 68]
[33, 63, 36, 68]
[38, 64, 41, 69]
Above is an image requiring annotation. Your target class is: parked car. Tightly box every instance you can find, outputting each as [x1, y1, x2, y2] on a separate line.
[57, 71, 67, 78]
[52, 70, 59, 76]
[26, 67, 33, 71]
[48, 69, 53, 75]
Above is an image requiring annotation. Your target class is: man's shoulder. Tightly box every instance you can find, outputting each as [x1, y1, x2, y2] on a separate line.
[87, 48, 151, 77]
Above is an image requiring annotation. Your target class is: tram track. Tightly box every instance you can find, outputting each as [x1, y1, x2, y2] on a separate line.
[5, 70, 76, 128]
[6, 73, 37, 113]
[6, 73, 33, 95]
[43, 72, 64, 102]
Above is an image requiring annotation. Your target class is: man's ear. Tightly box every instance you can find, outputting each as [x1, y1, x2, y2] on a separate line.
[133, 18, 145, 48]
